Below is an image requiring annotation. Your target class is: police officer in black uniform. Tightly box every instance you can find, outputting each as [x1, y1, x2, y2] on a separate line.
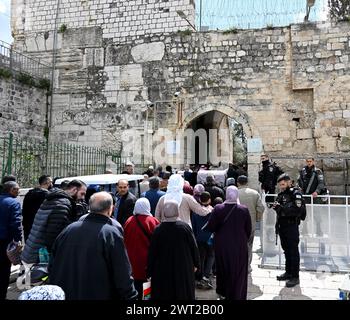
[297, 156, 326, 203]
[271, 174, 306, 288]
[258, 154, 284, 203]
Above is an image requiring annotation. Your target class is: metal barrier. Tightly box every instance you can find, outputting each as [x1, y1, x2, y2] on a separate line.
[0, 40, 51, 80]
[261, 194, 350, 273]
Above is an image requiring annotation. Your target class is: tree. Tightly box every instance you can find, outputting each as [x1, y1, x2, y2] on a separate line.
[328, 0, 350, 21]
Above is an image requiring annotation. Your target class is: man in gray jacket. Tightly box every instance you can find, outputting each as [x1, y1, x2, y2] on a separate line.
[237, 175, 265, 273]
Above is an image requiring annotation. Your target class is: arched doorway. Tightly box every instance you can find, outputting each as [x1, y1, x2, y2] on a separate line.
[184, 110, 247, 167]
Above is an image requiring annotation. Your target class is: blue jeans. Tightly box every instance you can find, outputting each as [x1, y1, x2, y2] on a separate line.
[0, 240, 11, 300]
[197, 242, 215, 279]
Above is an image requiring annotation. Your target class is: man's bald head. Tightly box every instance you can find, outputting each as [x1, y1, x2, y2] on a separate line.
[117, 179, 129, 196]
[89, 192, 113, 217]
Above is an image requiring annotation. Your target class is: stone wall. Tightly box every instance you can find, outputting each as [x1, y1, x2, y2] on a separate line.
[10, 17, 350, 192]
[12, 0, 195, 45]
[0, 77, 47, 138]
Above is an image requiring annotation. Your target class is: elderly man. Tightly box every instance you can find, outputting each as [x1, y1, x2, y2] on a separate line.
[122, 162, 137, 196]
[237, 175, 265, 273]
[21, 180, 87, 264]
[0, 181, 22, 300]
[49, 192, 138, 300]
[114, 179, 136, 226]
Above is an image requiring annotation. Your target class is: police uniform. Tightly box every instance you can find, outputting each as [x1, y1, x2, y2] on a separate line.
[273, 187, 306, 286]
[297, 166, 325, 197]
[258, 160, 284, 201]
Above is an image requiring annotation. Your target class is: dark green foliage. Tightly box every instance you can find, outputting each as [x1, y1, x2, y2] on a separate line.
[58, 24, 67, 33]
[223, 27, 238, 35]
[328, 0, 350, 21]
[16, 72, 36, 87]
[0, 68, 12, 79]
[177, 29, 192, 36]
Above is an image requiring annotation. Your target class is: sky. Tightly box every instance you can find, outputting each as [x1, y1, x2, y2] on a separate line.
[0, 0, 11, 43]
[196, 0, 329, 30]
[0, 0, 329, 44]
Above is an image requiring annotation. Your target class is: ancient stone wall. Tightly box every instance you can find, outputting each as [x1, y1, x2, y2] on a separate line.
[10, 15, 350, 192]
[0, 77, 47, 138]
[12, 0, 195, 45]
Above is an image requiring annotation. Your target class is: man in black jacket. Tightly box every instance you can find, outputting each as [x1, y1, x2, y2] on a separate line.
[258, 154, 284, 202]
[21, 180, 87, 264]
[114, 179, 136, 227]
[297, 157, 325, 201]
[272, 174, 306, 288]
[22, 175, 53, 241]
[49, 191, 138, 300]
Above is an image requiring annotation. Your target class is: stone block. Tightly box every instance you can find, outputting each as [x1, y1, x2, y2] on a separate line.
[297, 128, 313, 140]
[317, 137, 338, 153]
[131, 42, 165, 63]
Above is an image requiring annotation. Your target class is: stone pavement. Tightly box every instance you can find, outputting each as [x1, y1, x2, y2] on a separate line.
[7, 235, 344, 300]
[196, 235, 344, 300]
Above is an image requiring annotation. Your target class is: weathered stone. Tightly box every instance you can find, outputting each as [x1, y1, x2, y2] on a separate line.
[297, 129, 313, 140]
[338, 137, 350, 152]
[131, 42, 165, 63]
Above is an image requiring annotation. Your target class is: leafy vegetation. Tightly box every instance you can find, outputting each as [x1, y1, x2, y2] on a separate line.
[328, 0, 350, 21]
[223, 27, 238, 35]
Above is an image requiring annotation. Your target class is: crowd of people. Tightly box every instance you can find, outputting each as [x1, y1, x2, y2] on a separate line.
[0, 154, 326, 300]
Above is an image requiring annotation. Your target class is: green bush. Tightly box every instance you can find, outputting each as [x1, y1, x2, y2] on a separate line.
[328, 0, 350, 21]
[58, 24, 67, 33]
[177, 29, 192, 36]
[223, 27, 238, 35]
[37, 78, 51, 90]
[0, 68, 12, 79]
[16, 72, 36, 87]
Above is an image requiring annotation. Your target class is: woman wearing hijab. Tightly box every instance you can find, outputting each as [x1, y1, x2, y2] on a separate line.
[155, 175, 212, 227]
[183, 180, 194, 195]
[193, 184, 205, 203]
[205, 186, 252, 300]
[147, 200, 200, 300]
[124, 198, 160, 300]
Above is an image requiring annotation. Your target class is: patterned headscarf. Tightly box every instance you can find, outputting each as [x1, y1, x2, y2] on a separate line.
[18, 285, 65, 300]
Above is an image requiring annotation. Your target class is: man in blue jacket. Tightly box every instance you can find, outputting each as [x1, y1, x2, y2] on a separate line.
[0, 181, 22, 300]
[141, 177, 165, 216]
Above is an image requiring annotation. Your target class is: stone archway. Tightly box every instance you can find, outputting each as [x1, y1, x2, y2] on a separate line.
[181, 103, 255, 138]
[180, 103, 262, 190]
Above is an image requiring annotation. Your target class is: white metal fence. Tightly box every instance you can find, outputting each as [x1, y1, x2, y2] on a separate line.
[261, 194, 350, 273]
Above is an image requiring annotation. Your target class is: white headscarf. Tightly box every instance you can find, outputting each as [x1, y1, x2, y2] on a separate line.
[164, 174, 184, 206]
[133, 198, 152, 216]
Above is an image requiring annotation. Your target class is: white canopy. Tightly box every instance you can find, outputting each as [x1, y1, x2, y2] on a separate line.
[54, 174, 144, 186]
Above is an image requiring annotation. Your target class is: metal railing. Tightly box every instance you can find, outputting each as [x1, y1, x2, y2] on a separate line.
[0, 40, 51, 80]
[0, 133, 125, 188]
[261, 194, 350, 273]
